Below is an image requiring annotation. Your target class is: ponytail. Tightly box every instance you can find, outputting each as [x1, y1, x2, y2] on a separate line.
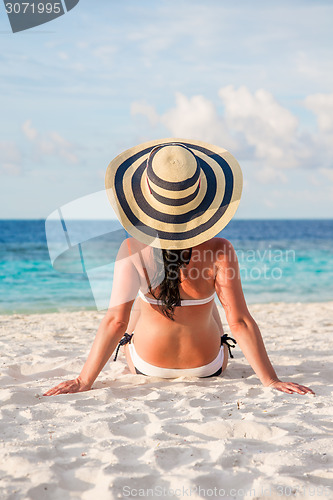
[148, 248, 192, 320]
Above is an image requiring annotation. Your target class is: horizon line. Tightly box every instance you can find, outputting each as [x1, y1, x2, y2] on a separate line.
[1, 217, 332, 221]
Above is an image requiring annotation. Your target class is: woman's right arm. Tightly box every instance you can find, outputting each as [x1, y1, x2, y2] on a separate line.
[214, 238, 314, 395]
[43, 239, 140, 396]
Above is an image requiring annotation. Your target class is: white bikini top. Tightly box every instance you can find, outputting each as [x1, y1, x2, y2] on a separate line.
[138, 289, 215, 306]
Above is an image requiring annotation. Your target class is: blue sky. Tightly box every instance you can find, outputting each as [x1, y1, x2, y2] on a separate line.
[1, 0, 333, 219]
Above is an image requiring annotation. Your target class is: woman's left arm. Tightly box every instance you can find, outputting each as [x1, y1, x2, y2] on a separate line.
[215, 238, 315, 396]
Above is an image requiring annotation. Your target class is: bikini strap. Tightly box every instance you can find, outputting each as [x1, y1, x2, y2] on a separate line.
[126, 238, 132, 256]
[220, 333, 237, 358]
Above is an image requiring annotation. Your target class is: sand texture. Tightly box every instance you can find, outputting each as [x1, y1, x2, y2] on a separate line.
[0, 302, 332, 500]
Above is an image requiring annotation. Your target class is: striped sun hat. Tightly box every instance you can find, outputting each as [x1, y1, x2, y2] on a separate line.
[105, 138, 243, 249]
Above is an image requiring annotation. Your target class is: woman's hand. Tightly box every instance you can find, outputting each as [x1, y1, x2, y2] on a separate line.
[265, 379, 315, 395]
[43, 376, 91, 397]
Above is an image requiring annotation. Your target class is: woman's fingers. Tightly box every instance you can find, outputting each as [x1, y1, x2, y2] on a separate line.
[286, 382, 315, 395]
[43, 377, 92, 396]
[43, 386, 64, 396]
[44, 387, 74, 396]
[43, 386, 61, 396]
[43, 379, 80, 396]
[272, 381, 315, 395]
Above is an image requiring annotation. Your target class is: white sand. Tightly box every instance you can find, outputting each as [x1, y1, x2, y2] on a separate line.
[0, 302, 332, 500]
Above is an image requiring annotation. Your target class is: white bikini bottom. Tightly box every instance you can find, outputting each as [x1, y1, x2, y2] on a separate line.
[128, 341, 224, 378]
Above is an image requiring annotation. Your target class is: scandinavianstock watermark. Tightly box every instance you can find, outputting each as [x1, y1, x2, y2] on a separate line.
[45, 190, 298, 311]
[121, 484, 331, 498]
[159, 246, 296, 282]
[3, 0, 80, 33]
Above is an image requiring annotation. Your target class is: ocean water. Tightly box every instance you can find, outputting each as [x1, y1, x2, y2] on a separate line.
[0, 219, 332, 314]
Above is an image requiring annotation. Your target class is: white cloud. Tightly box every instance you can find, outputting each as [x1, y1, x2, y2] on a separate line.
[58, 52, 69, 61]
[219, 85, 300, 167]
[0, 141, 21, 175]
[131, 101, 159, 126]
[69, 62, 86, 72]
[304, 93, 333, 132]
[255, 166, 288, 185]
[160, 92, 237, 150]
[302, 93, 333, 169]
[22, 120, 38, 141]
[319, 168, 333, 183]
[263, 198, 276, 209]
[2, 163, 20, 175]
[132, 92, 238, 151]
[76, 41, 89, 49]
[21, 120, 78, 165]
[132, 86, 333, 176]
[219, 86, 298, 137]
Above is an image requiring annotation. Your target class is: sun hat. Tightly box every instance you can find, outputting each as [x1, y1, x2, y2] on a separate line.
[105, 138, 243, 250]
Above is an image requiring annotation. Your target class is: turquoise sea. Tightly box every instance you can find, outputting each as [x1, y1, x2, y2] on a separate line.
[0, 219, 332, 314]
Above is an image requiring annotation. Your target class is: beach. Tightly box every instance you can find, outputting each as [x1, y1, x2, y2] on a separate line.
[2, 0, 333, 497]
[0, 301, 332, 500]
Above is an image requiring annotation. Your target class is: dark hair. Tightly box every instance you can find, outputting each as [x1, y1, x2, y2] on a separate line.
[148, 248, 192, 320]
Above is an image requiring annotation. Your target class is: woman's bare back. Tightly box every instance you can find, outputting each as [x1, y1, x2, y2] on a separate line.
[128, 238, 226, 368]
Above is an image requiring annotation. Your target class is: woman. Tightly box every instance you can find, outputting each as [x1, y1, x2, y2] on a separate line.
[44, 139, 314, 396]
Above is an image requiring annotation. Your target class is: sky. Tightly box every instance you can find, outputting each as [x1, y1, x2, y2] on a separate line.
[1, 0, 333, 219]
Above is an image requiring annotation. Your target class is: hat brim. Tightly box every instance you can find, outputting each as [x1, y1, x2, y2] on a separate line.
[105, 138, 242, 250]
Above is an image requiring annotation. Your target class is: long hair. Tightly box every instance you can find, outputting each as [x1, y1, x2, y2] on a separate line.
[148, 248, 192, 320]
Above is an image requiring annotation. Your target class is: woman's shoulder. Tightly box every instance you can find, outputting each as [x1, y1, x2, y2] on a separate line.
[191, 238, 237, 268]
[121, 237, 150, 255]
[194, 237, 235, 254]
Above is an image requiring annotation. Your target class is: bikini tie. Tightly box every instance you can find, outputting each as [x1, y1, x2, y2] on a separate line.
[113, 333, 133, 361]
[114, 332, 237, 362]
[220, 333, 237, 358]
